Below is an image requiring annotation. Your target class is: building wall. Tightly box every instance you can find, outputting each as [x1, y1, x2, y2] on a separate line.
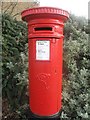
[1, 1, 39, 21]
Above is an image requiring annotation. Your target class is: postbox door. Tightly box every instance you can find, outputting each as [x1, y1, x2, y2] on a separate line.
[29, 37, 63, 116]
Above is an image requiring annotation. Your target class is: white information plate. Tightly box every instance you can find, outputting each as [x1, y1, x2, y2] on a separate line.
[36, 41, 50, 60]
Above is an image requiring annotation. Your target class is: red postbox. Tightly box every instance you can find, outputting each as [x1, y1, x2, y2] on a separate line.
[21, 7, 69, 118]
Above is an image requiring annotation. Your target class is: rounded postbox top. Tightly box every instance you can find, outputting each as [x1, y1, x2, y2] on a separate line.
[21, 7, 69, 22]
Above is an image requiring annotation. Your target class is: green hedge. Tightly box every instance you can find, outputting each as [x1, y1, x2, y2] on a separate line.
[2, 14, 28, 110]
[62, 14, 90, 119]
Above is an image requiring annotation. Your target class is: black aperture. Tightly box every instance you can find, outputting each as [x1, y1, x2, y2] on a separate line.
[34, 27, 52, 31]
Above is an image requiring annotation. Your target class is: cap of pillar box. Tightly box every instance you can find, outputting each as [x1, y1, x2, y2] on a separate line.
[21, 7, 69, 22]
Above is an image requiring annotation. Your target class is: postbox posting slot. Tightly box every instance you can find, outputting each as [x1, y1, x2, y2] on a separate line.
[34, 27, 52, 31]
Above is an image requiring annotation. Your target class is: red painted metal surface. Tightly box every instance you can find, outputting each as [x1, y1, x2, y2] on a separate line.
[21, 7, 69, 117]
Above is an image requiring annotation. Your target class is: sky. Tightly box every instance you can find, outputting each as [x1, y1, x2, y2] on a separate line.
[39, 0, 90, 18]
